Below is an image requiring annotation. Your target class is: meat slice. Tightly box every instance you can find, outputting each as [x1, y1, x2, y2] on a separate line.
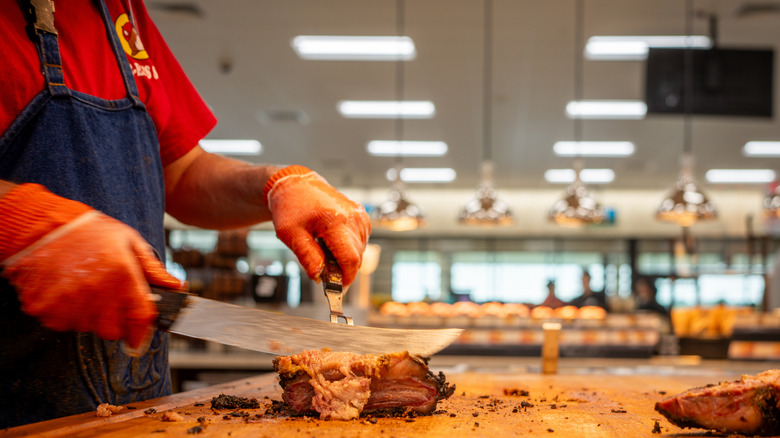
[273, 350, 455, 420]
[655, 369, 780, 436]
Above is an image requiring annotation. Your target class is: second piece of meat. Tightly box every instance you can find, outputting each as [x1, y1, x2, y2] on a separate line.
[655, 369, 780, 436]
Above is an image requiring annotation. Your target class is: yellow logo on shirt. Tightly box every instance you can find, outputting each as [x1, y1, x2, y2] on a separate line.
[115, 14, 149, 60]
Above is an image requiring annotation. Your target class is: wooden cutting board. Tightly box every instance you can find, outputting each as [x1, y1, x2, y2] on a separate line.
[1, 370, 764, 438]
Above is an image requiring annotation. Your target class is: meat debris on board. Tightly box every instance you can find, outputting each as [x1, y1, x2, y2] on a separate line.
[655, 369, 780, 436]
[273, 350, 455, 420]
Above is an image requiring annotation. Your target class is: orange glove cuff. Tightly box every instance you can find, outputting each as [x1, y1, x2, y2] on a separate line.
[262, 165, 313, 206]
[0, 183, 93, 262]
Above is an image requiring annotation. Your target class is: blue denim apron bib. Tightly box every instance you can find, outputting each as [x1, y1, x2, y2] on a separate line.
[0, 0, 169, 427]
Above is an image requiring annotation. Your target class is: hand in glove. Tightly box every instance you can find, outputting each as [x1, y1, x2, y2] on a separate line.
[263, 166, 371, 286]
[0, 184, 182, 349]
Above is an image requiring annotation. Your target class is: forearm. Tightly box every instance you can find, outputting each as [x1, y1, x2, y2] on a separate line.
[164, 148, 283, 230]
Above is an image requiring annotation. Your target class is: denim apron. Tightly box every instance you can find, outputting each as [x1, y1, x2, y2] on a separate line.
[0, 0, 169, 427]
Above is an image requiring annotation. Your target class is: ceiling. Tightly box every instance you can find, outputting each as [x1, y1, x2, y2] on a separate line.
[147, 0, 780, 194]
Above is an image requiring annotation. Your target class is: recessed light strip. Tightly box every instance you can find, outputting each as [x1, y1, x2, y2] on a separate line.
[368, 141, 448, 156]
[743, 141, 780, 157]
[705, 169, 776, 184]
[200, 139, 262, 155]
[291, 36, 416, 61]
[545, 169, 615, 184]
[553, 141, 635, 157]
[566, 100, 647, 119]
[387, 167, 457, 183]
[585, 35, 712, 61]
[339, 100, 435, 119]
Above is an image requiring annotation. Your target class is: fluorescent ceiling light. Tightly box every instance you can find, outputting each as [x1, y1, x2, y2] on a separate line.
[743, 141, 780, 157]
[566, 100, 647, 119]
[705, 169, 776, 184]
[367, 140, 448, 156]
[387, 167, 457, 183]
[338, 100, 435, 119]
[553, 141, 635, 157]
[585, 35, 712, 60]
[291, 36, 416, 61]
[545, 169, 615, 184]
[200, 139, 262, 155]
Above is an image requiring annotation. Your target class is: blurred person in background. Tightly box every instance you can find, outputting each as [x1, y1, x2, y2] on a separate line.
[540, 280, 565, 308]
[568, 269, 607, 309]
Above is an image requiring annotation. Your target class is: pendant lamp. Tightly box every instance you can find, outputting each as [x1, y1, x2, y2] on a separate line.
[458, 0, 514, 227]
[548, 0, 605, 227]
[763, 181, 780, 218]
[373, 173, 426, 231]
[549, 160, 605, 227]
[372, 0, 425, 231]
[656, 154, 717, 226]
[655, 0, 717, 226]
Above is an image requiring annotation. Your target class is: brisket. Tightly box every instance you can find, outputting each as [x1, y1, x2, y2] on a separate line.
[273, 350, 455, 420]
[655, 369, 780, 436]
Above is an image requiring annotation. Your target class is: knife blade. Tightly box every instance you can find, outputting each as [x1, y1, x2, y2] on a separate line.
[152, 287, 462, 357]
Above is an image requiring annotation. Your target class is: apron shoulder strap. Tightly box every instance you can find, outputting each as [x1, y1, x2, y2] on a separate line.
[18, 0, 70, 97]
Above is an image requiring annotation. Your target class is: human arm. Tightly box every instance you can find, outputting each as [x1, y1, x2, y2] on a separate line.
[163, 146, 371, 286]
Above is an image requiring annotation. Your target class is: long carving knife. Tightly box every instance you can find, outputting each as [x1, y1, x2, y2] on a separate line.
[153, 287, 462, 357]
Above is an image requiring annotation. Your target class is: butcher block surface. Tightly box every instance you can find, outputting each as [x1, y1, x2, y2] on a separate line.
[3, 368, 770, 437]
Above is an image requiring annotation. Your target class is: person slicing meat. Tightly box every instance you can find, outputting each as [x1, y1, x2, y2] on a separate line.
[0, 0, 370, 428]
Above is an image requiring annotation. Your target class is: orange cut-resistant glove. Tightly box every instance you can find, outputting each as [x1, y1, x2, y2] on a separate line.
[0, 183, 183, 349]
[263, 165, 371, 287]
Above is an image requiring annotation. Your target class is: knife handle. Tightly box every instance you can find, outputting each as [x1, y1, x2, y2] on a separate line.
[150, 286, 191, 331]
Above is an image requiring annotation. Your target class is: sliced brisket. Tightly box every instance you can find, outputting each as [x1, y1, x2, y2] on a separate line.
[273, 350, 455, 420]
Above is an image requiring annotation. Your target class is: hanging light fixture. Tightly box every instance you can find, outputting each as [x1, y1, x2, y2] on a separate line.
[655, 0, 717, 227]
[372, 0, 425, 231]
[763, 181, 780, 218]
[458, 0, 514, 227]
[549, 0, 605, 227]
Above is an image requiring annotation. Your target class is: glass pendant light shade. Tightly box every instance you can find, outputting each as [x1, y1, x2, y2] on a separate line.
[373, 178, 426, 231]
[764, 183, 780, 218]
[549, 171, 605, 227]
[656, 154, 717, 227]
[459, 161, 514, 226]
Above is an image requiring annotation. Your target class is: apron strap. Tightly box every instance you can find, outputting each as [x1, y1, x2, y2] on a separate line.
[93, 0, 144, 106]
[19, 0, 70, 97]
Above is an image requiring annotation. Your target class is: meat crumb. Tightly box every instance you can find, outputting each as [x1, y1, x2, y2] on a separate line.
[652, 420, 662, 434]
[503, 388, 530, 397]
[472, 412, 479, 417]
[450, 413, 456, 417]
[96, 403, 124, 417]
[145, 408, 157, 415]
[211, 394, 260, 410]
[162, 411, 185, 422]
[194, 403, 204, 407]
[547, 428, 554, 432]
[611, 409, 627, 414]
[187, 425, 203, 434]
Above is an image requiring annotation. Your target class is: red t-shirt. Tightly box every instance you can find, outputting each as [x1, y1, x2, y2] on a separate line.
[0, 0, 216, 166]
